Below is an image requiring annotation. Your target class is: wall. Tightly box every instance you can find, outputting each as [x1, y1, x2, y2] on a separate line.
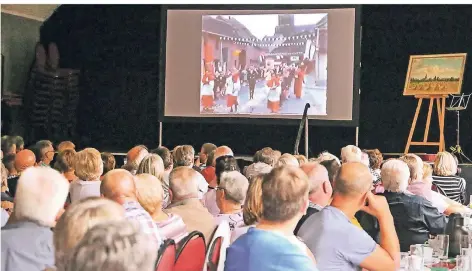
[1, 13, 41, 94]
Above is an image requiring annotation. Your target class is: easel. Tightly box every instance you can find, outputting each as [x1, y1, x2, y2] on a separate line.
[404, 95, 447, 154]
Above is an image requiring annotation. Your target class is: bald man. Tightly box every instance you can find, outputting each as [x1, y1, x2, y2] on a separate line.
[8, 149, 37, 197]
[101, 169, 162, 246]
[122, 145, 148, 175]
[298, 162, 399, 271]
[294, 162, 332, 235]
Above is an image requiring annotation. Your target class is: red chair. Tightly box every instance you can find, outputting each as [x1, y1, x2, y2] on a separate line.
[156, 239, 176, 271]
[207, 236, 223, 271]
[174, 231, 206, 271]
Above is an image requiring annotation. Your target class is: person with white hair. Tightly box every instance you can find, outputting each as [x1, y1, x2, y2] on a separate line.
[381, 159, 446, 252]
[340, 145, 362, 163]
[275, 153, 299, 167]
[166, 167, 215, 244]
[62, 220, 158, 271]
[1, 167, 69, 271]
[215, 171, 249, 231]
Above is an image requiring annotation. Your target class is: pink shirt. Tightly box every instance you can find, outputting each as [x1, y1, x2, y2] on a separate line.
[155, 213, 188, 243]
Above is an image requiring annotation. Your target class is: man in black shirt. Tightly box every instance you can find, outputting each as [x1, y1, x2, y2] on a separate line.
[247, 66, 258, 100]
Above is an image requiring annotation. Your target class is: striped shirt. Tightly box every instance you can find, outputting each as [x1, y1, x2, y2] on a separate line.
[432, 175, 466, 204]
[123, 201, 163, 247]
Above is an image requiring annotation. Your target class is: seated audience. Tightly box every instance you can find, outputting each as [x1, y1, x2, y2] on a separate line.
[203, 145, 235, 186]
[151, 146, 173, 186]
[70, 148, 103, 202]
[1, 135, 16, 155]
[204, 155, 240, 215]
[432, 151, 466, 204]
[298, 162, 399, 271]
[166, 167, 215, 244]
[53, 197, 125, 269]
[54, 149, 78, 183]
[8, 149, 36, 197]
[61, 220, 158, 271]
[135, 174, 187, 242]
[201, 149, 216, 183]
[294, 162, 332, 235]
[365, 149, 383, 184]
[319, 159, 341, 185]
[12, 136, 24, 153]
[244, 147, 274, 181]
[225, 166, 318, 271]
[101, 169, 162, 246]
[196, 142, 217, 170]
[101, 152, 116, 178]
[34, 140, 55, 167]
[122, 145, 148, 175]
[215, 171, 249, 230]
[1, 167, 69, 271]
[275, 153, 299, 167]
[173, 145, 209, 198]
[381, 159, 446, 251]
[340, 145, 362, 163]
[137, 154, 170, 208]
[57, 141, 75, 152]
[294, 154, 309, 166]
[315, 151, 341, 165]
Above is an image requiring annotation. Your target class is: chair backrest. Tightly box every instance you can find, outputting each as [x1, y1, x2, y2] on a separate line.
[156, 239, 176, 271]
[203, 220, 231, 271]
[207, 237, 223, 271]
[174, 231, 206, 271]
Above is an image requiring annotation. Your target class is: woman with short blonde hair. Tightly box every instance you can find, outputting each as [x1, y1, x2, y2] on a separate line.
[54, 197, 124, 269]
[70, 148, 103, 203]
[136, 154, 169, 208]
[432, 151, 466, 204]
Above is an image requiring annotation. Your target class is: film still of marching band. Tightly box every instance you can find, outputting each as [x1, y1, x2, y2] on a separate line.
[200, 13, 328, 115]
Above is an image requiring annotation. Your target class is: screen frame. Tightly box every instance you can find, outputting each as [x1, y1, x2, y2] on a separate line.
[158, 4, 362, 127]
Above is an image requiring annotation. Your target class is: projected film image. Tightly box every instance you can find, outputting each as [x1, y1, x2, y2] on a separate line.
[200, 13, 328, 115]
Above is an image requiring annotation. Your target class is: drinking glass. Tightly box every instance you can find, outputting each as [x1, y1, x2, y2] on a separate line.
[429, 234, 450, 259]
[406, 255, 424, 271]
[461, 235, 471, 251]
[400, 252, 409, 268]
[456, 255, 471, 271]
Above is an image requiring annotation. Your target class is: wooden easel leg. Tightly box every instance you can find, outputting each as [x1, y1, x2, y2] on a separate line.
[441, 97, 446, 152]
[405, 98, 423, 154]
[436, 98, 445, 152]
[423, 98, 434, 143]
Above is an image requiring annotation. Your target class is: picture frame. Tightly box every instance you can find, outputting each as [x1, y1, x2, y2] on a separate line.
[403, 53, 467, 96]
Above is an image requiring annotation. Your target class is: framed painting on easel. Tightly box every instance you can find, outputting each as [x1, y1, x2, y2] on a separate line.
[404, 53, 467, 96]
[403, 53, 467, 154]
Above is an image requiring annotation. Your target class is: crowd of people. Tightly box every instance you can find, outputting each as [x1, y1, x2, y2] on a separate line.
[201, 60, 310, 114]
[0, 134, 469, 271]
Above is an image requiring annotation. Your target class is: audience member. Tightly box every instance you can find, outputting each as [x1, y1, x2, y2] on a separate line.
[381, 159, 446, 251]
[173, 145, 209, 198]
[3, 153, 17, 177]
[315, 151, 341, 165]
[166, 167, 215, 244]
[151, 146, 174, 185]
[135, 174, 187, 242]
[204, 155, 240, 215]
[101, 169, 162, 246]
[275, 153, 299, 167]
[365, 149, 383, 184]
[53, 197, 125, 269]
[1, 167, 69, 271]
[196, 142, 217, 170]
[122, 145, 149, 175]
[432, 151, 466, 204]
[12, 136, 24, 153]
[295, 154, 309, 166]
[203, 145, 235, 185]
[319, 159, 341, 185]
[298, 162, 399, 271]
[215, 171, 249, 231]
[8, 149, 36, 197]
[201, 149, 216, 183]
[226, 166, 318, 271]
[57, 141, 76, 152]
[61, 220, 158, 271]
[70, 148, 103, 202]
[34, 140, 55, 167]
[294, 162, 332, 235]
[340, 145, 362, 163]
[54, 149, 78, 183]
[137, 154, 170, 207]
[244, 147, 274, 181]
[1, 135, 16, 155]
[101, 152, 116, 178]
